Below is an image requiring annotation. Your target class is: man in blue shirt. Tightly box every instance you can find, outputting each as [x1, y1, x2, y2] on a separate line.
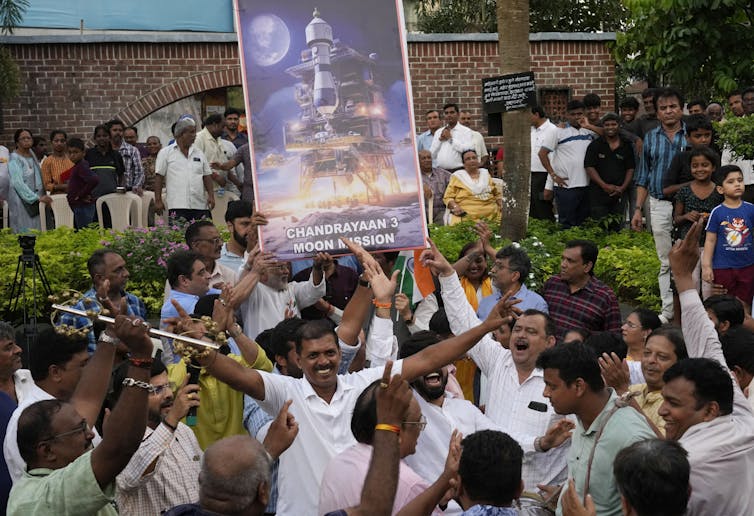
[416, 109, 442, 158]
[477, 245, 548, 320]
[160, 250, 219, 363]
[632, 88, 687, 323]
[60, 249, 147, 354]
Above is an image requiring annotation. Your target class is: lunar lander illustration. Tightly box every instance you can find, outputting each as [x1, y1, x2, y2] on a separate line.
[283, 8, 401, 203]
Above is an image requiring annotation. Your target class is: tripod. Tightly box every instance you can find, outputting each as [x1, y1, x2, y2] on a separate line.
[5, 244, 53, 356]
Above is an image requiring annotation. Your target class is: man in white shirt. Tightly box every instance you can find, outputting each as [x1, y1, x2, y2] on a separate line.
[529, 106, 558, 221]
[236, 251, 328, 341]
[663, 222, 754, 515]
[421, 240, 573, 492]
[430, 103, 474, 171]
[399, 331, 499, 514]
[539, 100, 597, 228]
[185, 247, 516, 516]
[154, 116, 215, 222]
[194, 114, 233, 196]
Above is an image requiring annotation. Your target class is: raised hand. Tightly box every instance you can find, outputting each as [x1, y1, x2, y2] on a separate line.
[598, 352, 630, 394]
[419, 238, 454, 277]
[263, 399, 300, 459]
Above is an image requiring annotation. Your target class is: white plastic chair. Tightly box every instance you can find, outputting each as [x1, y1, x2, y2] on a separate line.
[48, 194, 75, 229]
[96, 193, 140, 231]
[124, 192, 144, 228]
[211, 191, 240, 226]
[140, 190, 155, 227]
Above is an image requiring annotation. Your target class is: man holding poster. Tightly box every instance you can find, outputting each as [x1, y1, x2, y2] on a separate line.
[234, 0, 427, 260]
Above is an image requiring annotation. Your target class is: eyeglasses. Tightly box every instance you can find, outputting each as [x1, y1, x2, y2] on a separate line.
[622, 320, 639, 329]
[491, 262, 511, 272]
[194, 237, 223, 245]
[149, 382, 176, 395]
[402, 415, 427, 431]
[41, 420, 89, 443]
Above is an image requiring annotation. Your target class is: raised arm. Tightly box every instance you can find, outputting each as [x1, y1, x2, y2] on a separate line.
[91, 315, 153, 489]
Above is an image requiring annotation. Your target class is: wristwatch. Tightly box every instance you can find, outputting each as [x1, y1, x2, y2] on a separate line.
[358, 277, 370, 288]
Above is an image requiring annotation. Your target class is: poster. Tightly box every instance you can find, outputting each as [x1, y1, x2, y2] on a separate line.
[234, 0, 427, 260]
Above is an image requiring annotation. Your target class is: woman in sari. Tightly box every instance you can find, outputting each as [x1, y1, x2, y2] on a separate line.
[8, 129, 52, 232]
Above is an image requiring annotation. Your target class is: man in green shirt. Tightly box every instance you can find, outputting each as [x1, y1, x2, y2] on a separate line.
[536, 342, 655, 516]
[7, 315, 153, 515]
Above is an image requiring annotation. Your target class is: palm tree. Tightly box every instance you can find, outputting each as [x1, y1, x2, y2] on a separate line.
[0, 0, 28, 33]
[497, 0, 530, 240]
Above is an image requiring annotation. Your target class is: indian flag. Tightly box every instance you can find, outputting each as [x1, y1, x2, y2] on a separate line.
[393, 250, 435, 305]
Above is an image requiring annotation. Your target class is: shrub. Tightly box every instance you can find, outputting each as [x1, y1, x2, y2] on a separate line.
[429, 217, 661, 311]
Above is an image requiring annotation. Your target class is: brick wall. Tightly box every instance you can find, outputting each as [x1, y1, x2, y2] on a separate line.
[0, 36, 615, 149]
[408, 38, 616, 149]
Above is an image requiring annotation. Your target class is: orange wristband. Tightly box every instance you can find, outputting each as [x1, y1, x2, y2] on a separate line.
[373, 300, 392, 309]
[375, 423, 400, 435]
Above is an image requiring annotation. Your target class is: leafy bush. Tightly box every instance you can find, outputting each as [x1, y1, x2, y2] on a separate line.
[715, 116, 754, 160]
[429, 218, 661, 311]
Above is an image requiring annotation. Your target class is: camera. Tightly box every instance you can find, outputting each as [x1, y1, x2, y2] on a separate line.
[18, 235, 36, 256]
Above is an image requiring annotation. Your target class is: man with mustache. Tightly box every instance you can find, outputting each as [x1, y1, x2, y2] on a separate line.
[422, 240, 574, 495]
[7, 315, 154, 515]
[114, 359, 202, 514]
[399, 331, 499, 514]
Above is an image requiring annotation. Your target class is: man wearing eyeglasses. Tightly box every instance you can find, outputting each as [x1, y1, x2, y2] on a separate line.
[114, 358, 202, 514]
[8, 315, 154, 516]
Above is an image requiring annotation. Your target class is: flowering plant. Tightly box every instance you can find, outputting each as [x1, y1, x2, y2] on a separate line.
[102, 220, 188, 284]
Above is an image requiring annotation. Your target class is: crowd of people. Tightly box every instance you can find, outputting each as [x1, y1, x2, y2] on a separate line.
[0, 108, 250, 232]
[0, 85, 752, 516]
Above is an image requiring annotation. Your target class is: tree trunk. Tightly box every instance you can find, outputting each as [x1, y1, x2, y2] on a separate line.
[497, 0, 530, 241]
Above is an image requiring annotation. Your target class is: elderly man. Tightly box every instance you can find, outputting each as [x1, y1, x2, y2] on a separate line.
[236, 250, 328, 340]
[0, 322, 36, 510]
[419, 149, 451, 225]
[6, 316, 153, 515]
[154, 116, 215, 222]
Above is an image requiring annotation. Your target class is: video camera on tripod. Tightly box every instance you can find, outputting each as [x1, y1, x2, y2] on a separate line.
[5, 234, 52, 354]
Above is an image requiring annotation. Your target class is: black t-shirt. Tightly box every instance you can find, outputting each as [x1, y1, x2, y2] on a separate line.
[584, 136, 636, 186]
[85, 147, 125, 197]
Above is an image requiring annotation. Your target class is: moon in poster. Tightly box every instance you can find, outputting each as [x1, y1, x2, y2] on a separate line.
[249, 14, 290, 67]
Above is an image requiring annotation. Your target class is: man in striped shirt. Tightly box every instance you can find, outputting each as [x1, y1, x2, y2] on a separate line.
[631, 88, 687, 323]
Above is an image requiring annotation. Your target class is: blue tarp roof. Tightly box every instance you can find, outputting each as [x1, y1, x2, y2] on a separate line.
[17, 0, 235, 32]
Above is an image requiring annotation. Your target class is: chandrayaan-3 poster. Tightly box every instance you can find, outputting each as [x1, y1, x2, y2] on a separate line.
[233, 0, 427, 259]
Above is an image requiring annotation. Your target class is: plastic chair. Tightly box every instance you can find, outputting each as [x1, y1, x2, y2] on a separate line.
[124, 192, 144, 228]
[211, 191, 239, 226]
[48, 194, 75, 229]
[140, 190, 155, 227]
[96, 193, 140, 231]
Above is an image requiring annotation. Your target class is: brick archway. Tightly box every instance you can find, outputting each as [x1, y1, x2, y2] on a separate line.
[115, 67, 243, 125]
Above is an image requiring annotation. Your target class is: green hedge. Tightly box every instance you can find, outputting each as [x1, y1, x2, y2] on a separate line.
[2, 217, 661, 323]
[429, 218, 661, 311]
